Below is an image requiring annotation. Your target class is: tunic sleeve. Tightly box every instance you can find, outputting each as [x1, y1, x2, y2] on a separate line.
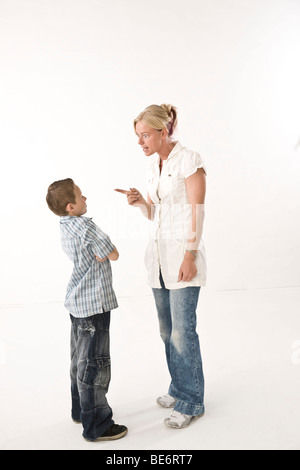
[182, 150, 207, 178]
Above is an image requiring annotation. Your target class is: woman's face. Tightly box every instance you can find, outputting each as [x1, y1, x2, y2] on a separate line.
[135, 121, 164, 156]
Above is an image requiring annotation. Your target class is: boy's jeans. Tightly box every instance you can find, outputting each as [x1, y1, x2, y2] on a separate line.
[152, 272, 205, 416]
[70, 312, 114, 441]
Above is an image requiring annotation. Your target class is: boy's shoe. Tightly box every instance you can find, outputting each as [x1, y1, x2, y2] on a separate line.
[164, 410, 203, 429]
[93, 424, 128, 441]
[156, 394, 177, 408]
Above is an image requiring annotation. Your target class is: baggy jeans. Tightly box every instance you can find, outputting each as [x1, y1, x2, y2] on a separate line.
[152, 272, 205, 416]
[70, 312, 114, 440]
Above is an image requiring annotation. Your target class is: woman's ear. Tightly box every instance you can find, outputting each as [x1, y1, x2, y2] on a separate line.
[161, 128, 168, 139]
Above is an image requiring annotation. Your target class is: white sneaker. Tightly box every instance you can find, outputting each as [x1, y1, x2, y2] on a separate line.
[156, 394, 177, 408]
[164, 410, 203, 429]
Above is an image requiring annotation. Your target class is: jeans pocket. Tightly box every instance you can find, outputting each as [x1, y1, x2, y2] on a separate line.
[78, 322, 95, 337]
[81, 356, 111, 388]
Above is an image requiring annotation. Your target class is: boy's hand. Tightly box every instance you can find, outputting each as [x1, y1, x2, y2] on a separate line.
[95, 255, 107, 262]
[95, 245, 119, 262]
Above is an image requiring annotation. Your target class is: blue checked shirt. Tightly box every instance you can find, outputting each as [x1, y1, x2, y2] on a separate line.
[60, 216, 118, 318]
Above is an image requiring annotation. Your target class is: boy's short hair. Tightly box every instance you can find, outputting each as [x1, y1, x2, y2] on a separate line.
[46, 178, 76, 216]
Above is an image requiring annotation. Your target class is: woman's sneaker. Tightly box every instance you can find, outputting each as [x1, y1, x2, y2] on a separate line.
[90, 424, 128, 441]
[164, 410, 203, 429]
[156, 394, 177, 408]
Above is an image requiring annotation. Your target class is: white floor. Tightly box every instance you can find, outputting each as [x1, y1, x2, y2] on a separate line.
[0, 287, 299, 450]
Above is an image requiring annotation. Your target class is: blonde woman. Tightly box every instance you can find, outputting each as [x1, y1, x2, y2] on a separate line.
[115, 104, 207, 429]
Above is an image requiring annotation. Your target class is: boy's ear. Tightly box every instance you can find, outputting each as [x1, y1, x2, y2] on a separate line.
[65, 202, 73, 214]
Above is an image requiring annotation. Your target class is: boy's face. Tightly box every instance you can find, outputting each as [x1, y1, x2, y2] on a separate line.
[66, 185, 87, 216]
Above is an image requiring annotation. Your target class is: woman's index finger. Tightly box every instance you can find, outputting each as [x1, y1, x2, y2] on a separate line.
[114, 188, 129, 194]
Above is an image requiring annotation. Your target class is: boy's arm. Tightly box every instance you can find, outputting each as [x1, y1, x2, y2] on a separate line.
[85, 219, 118, 262]
[95, 245, 119, 262]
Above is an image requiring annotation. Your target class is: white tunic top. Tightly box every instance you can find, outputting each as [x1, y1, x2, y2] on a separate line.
[145, 141, 207, 289]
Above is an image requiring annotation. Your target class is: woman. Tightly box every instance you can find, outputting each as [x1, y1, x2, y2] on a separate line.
[115, 104, 207, 429]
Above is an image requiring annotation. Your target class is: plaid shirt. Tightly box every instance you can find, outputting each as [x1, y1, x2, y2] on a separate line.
[60, 216, 118, 318]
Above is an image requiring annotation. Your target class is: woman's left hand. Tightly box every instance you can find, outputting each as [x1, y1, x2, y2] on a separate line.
[178, 252, 197, 282]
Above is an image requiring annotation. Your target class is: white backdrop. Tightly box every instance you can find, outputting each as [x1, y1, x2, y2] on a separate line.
[0, 0, 299, 306]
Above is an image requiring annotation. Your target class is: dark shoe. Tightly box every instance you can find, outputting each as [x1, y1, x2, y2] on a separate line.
[94, 424, 128, 441]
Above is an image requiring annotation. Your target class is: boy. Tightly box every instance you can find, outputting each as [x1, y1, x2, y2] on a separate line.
[46, 178, 127, 442]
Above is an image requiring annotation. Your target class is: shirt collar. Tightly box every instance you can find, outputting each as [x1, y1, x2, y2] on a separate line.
[60, 216, 72, 223]
[155, 141, 182, 165]
[167, 141, 182, 160]
[60, 215, 92, 223]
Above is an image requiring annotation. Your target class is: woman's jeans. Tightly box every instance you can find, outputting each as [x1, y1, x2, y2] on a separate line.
[70, 312, 114, 441]
[152, 272, 205, 416]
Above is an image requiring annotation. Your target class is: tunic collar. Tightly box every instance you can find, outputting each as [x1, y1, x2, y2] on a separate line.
[154, 141, 182, 167]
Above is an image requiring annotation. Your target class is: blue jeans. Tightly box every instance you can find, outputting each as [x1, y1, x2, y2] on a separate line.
[70, 312, 114, 440]
[152, 272, 205, 416]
